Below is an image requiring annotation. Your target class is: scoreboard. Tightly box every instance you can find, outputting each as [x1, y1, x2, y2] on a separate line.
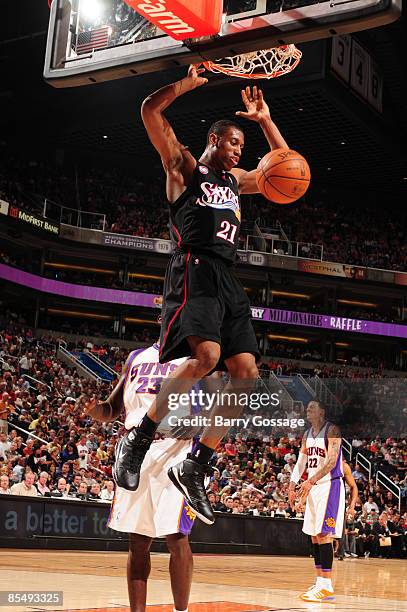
[331, 34, 383, 114]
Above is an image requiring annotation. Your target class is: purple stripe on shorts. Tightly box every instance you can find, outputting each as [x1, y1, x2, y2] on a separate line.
[330, 446, 343, 479]
[178, 499, 196, 535]
[322, 478, 341, 535]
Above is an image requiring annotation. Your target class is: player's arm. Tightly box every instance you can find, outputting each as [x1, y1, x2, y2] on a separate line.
[288, 434, 308, 509]
[343, 460, 358, 518]
[299, 425, 341, 499]
[232, 86, 288, 195]
[82, 353, 133, 422]
[141, 65, 206, 185]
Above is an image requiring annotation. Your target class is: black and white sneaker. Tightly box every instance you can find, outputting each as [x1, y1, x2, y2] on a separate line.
[168, 454, 215, 525]
[113, 428, 153, 491]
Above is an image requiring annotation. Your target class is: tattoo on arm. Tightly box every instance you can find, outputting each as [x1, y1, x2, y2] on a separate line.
[310, 430, 341, 483]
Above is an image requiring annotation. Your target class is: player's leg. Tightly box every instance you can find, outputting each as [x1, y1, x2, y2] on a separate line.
[193, 267, 259, 451]
[301, 535, 334, 602]
[167, 351, 257, 524]
[309, 536, 323, 589]
[167, 267, 259, 521]
[114, 336, 220, 493]
[198, 352, 258, 449]
[166, 533, 193, 612]
[301, 480, 343, 602]
[300, 488, 324, 599]
[127, 533, 153, 612]
[148, 336, 221, 423]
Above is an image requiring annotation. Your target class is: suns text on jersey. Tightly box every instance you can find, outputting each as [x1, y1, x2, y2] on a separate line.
[306, 447, 326, 458]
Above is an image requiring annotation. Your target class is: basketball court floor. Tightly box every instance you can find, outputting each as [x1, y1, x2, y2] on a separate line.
[1, 550, 405, 612]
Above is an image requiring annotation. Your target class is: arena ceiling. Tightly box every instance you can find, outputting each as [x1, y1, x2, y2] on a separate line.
[1, 1, 407, 197]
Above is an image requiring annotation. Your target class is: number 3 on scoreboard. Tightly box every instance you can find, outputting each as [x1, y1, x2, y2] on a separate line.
[216, 220, 237, 244]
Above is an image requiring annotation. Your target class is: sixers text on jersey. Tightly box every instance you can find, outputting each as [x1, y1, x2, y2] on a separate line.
[170, 163, 241, 265]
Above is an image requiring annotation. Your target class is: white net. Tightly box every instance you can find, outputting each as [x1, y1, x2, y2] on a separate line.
[203, 44, 302, 80]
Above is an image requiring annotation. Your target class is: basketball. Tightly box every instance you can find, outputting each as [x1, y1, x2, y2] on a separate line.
[256, 149, 311, 205]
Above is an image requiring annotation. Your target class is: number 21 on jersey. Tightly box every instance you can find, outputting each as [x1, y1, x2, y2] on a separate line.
[216, 220, 237, 244]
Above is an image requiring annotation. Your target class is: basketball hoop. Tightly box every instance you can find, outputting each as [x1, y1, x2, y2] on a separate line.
[203, 44, 302, 80]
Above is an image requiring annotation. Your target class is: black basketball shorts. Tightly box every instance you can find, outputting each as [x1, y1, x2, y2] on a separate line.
[159, 250, 260, 368]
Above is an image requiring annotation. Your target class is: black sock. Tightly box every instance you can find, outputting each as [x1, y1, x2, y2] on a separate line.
[313, 543, 321, 570]
[319, 542, 333, 571]
[137, 414, 158, 437]
[191, 442, 214, 465]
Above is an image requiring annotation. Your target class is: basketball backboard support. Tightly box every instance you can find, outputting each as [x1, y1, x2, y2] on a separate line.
[44, 0, 401, 87]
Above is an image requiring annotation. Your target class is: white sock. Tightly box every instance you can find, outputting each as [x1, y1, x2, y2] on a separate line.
[316, 576, 324, 587]
[320, 577, 333, 591]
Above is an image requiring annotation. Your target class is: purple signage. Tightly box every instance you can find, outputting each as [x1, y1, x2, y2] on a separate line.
[1, 264, 406, 339]
[249, 307, 407, 339]
[0, 264, 161, 309]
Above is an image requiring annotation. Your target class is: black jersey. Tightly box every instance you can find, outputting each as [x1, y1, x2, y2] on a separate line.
[169, 163, 241, 265]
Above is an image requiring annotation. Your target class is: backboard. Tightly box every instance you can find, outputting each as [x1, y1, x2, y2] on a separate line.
[44, 0, 401, 87]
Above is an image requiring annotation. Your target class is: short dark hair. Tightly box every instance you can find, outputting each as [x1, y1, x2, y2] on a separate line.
[207, 119, 243, 144]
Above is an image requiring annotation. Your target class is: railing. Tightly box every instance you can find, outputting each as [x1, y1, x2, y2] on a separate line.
[376, 471, 401, 513]
[356, 452, 372, 480]
[296, 374, 316, 399]
[0, 357, 16, 373]
[23, 374, 52, 393]
[84, 350, 118, 378]
[43, 198, 106, 231]
[244, 235, 323, 261]
[267, 371, 295, 413]
[311, 375, 342, 418]
[342, 438, 352, 462]
[58, 346, 102, 382]
[9, 422, 47, 445]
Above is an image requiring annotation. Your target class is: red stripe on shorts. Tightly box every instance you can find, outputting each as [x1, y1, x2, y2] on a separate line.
[172, 223, 182, 247]
[160, 251, 190, 357]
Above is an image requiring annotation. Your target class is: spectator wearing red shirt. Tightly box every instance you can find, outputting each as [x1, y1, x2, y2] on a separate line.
[224, 437, 237, 457]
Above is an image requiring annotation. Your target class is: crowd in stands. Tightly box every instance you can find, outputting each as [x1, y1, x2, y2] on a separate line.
[1, 160, 407, 271]
[0, 320, 405, 560]
[262, 346, 405, 376]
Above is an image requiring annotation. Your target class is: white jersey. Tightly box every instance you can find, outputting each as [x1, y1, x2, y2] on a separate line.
[305, 421, 343, 485]
[123, 342, 187, 430]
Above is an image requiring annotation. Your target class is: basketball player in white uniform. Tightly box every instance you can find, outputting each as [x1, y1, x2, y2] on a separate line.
[288, 400, 344, 603]
[84, 342, 197, 612]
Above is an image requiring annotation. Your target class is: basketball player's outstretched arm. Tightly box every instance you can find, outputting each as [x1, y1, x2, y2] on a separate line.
[141, 65, 207, 201]
[232, 86, 289, 194]
[298, 424, 342, 498]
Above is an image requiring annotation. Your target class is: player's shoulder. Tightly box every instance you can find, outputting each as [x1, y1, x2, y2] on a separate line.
[326, 422, 341, 438]
[128, 345, 152, 364]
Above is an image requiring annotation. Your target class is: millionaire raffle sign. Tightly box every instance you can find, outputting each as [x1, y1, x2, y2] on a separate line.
[1, 263, 406, 339]
[250, 307, 407, 338]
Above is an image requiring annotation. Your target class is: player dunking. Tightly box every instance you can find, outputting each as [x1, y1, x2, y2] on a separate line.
[114, 65, 289, 524]
[288, 400, 345, 603]
[85, 342, 197, 612]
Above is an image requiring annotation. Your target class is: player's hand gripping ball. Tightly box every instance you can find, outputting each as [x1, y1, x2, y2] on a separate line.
[256, 148, 311, 204]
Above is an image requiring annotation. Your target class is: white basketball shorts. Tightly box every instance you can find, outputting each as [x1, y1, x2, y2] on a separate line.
[302, 478, 345, 538]
[108, 438, 196, 538]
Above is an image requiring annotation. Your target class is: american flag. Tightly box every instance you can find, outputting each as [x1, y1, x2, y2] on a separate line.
[76, 27, 110, 55]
